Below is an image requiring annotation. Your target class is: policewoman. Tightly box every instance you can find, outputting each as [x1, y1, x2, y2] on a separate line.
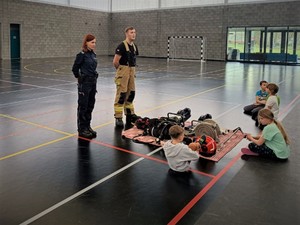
[113, 26, 139, 127]
[72, 34, 98, 138]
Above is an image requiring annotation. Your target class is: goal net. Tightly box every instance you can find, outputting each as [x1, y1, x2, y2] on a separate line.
[167, 36, 205, 61]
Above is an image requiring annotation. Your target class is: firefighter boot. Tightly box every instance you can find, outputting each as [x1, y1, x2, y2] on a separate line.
[115, 118, 124, 127]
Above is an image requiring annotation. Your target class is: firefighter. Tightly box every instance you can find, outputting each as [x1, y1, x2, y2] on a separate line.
[72, 34, 98, 138]
[113, 27, 139, 127]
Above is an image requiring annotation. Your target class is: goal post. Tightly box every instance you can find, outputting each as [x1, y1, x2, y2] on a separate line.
[167, 36, 205, 62]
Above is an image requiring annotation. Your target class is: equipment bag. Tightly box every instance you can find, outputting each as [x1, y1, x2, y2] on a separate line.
[149, 119, 177, 140]
[148, 112, 184, 140]
[135, 111, 186, 140]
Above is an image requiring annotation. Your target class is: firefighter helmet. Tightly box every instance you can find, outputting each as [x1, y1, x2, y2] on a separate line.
[195, 135, 217, 157]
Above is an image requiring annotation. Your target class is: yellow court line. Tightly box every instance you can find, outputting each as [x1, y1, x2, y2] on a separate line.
[0, 84, 226, 160]
[92, 120, 116, 130]
[139, 85, 225, 114]
[23, 61, 66, 76]
[92, 85, 225, 129]
[0, 135, 73, 161]
[0, 114, 116, 160]
[0, 114, 72, 136]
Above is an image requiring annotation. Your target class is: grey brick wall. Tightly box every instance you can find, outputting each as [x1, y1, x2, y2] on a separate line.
[0, 0, 110, 59]
[0, 0, 299, 60]
[111, 1, 300, 60]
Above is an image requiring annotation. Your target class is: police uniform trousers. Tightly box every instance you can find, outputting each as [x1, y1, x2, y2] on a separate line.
[114, 65, 136, 118]
[77, 77, 97, 132]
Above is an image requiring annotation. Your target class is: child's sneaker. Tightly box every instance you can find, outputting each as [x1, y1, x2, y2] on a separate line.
[241, 148, 259, 156]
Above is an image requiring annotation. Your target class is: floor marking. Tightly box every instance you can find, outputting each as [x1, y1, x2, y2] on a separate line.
[0, 135, 73, 161]
[1, 81, 297, 167]
[0, 93, 74, 108]
[0, 82, 76, 95]
[214, 104, 241, 119]
[93, 85, 227, 129]
[0, 115, 213, 177]
[0, 87, 38, 95]
[0, 114, 72, 136]
[139, 85, 226, 114]
[168, 152, 243, 225]
[82, 137, 215, 179]
[167, 94, 300, 224]
[2, 61, 298, 224]
[0, 126, 39, 140]
[23, 61, 70, 76]
[0, 79, 74, 93]
[53, 67, 68, 74]
[278, 93, 300, 121]
[0, 68, 72, 81]
[19, 146, 164, 225]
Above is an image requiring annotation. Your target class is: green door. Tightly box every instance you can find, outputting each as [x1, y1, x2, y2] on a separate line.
[10, 24, 20, 59]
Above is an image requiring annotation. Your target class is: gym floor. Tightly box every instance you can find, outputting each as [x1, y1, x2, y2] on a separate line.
[0, 57, 299, 225]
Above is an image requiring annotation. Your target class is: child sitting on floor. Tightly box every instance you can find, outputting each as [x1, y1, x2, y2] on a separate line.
[242, 108, 290, 159]
[162, 125, 199, 173]
[244, 80, 268, 117]
[264, 83, 280, 120]
[253, 83, 280, 128]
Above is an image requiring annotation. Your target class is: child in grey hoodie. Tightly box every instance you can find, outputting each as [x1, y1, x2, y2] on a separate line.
[162, 125, 199, 172]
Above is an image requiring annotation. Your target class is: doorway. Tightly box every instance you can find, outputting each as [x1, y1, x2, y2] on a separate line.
[10, 24, 20, 59]
[0, 23, 2, 59]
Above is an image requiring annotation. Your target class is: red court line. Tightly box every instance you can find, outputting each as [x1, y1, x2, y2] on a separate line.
[168, 152, 243, 225]
[77, 136, 216, 179]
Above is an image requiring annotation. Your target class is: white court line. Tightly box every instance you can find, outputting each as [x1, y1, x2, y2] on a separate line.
[278, 93, 300, 121]
[20, 146, 163, 225]
[18, 93, 299, 224]
[0, 69, 73, 82]
[214, 104, 242, 120]
[0, 82, 77, 95]
[0, 79, 74, 93]
[0, 93, 75, 108]
[18, 104, 241, 224]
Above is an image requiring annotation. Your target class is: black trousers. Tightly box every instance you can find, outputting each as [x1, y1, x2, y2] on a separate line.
[77, 81, 97, 132]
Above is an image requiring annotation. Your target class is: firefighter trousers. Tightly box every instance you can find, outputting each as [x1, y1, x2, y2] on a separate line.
[114, 65, 136, 119]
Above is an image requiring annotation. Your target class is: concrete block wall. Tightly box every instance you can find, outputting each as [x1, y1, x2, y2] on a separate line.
[110, 10, 160, 57]
[110, 1, 300, 60]
[168, 38, 203, 60]
[0, 0, 110, 59]
[0, 0, 299, 60]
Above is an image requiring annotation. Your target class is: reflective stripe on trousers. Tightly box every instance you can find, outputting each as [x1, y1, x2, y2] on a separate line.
[114, 65, 136, 118]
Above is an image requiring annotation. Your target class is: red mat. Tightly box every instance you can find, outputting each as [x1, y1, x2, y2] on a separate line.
[122, 127, 245, 161]
[122, 126, 160, 146]
[199, 130, 245, 161]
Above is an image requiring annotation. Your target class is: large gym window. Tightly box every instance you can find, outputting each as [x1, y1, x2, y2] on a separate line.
[226, 26, 300, 65]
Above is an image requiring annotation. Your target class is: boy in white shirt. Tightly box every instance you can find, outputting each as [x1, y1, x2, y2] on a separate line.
[265, 83, 280, 120]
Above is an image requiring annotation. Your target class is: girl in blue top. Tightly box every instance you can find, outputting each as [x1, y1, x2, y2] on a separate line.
[243, 108, 290, 159]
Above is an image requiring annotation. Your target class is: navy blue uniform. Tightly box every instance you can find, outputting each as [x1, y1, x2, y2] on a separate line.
[72, 50, 98, 133]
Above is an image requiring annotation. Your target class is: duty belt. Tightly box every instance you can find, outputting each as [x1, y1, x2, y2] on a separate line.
[83, 76, 97, 82]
